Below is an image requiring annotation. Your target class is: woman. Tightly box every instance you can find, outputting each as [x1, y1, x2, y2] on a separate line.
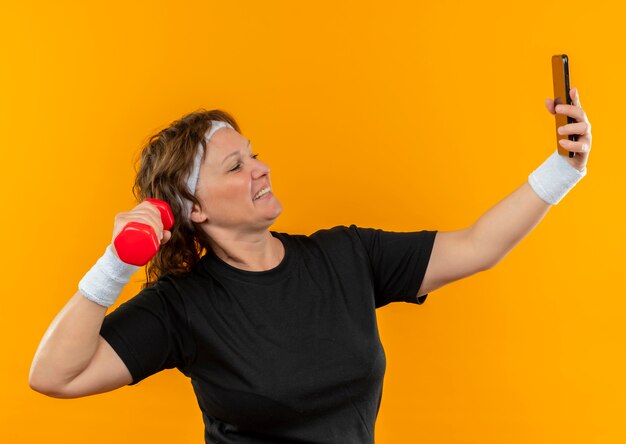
[29, 89, 592, 443]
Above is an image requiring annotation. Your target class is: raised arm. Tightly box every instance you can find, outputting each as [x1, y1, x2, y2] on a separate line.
[418, 179, 566, 297]
[29, 289, 133, 398]
[417, 88, 591, 297]
[29, 200, 170, 397]
[467, 180, 551, 270]
[466, 89, 591, 271]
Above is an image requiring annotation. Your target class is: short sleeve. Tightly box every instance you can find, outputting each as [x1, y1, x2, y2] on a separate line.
[349, 224, 438, 308]
[99, 277, 196, 386]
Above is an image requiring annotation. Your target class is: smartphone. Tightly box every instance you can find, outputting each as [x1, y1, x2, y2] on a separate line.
[552, 54, 577, 158]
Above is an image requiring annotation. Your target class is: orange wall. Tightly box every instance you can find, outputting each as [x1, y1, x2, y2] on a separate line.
[2, 1, 623, 443]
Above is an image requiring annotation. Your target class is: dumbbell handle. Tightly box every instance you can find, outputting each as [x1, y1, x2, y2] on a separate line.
[113, 198, 175, 266]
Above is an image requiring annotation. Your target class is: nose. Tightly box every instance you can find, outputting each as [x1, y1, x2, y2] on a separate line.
[252, 157, 270, 179]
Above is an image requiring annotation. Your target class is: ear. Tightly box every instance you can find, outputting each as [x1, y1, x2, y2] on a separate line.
[190, 201, 208, 224]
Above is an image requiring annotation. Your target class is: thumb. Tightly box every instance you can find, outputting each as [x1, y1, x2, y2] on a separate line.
[160, 230, 172, 245]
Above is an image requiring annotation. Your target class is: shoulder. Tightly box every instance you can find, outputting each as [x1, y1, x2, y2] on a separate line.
[130, 272, 202, 316]
[303, 224, 363, 241]
[279, 225, 372, 262]
[159, 268, 214, 297]
[309, 224, 382, 248]
[274, 224, 380, 250]
[274, 225, 362, 247]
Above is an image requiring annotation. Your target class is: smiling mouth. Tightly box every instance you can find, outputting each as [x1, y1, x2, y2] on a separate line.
[253, 186, 271, 200]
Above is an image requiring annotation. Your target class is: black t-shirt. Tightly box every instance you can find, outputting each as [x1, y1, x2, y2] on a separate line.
[100, 224, 438, 443]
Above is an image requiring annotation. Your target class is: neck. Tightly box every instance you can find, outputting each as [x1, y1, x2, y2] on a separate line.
[206, 228, 284, 272]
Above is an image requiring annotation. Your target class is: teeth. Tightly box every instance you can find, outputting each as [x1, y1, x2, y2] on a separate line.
[254, 187, 270, 200]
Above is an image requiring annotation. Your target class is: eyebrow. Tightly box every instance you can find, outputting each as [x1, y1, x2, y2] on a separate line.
[221, 140, 252, 166]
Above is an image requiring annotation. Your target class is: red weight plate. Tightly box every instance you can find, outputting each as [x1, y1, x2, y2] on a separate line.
[113, 221, 160, 266]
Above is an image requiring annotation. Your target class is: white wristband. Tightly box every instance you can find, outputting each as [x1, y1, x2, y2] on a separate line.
[528, 149, 587, 205]
[78, 244, 141, 308]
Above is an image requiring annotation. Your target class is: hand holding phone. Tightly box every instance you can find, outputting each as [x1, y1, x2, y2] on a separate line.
[552, 54, 576, 158]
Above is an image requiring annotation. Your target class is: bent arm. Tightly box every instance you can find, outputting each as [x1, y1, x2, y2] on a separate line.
[469, 180, 551, 270]
[29, 290, 110, 394]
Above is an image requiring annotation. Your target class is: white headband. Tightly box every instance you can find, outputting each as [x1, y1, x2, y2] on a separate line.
[179, 120, 234, 221]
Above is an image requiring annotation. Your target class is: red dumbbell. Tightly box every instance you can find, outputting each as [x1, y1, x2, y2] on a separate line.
[113, 198, 175, 266]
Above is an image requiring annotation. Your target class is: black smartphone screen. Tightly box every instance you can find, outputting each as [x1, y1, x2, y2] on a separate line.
[551, 54, 577, 158]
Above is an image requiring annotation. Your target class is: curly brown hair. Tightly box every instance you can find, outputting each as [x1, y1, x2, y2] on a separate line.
[131, 108, 241, 289]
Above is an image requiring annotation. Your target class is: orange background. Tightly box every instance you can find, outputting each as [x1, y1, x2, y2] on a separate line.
[2, 1, 624, 443]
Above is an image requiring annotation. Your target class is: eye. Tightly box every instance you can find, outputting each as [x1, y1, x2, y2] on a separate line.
[228, 153, 260, 172]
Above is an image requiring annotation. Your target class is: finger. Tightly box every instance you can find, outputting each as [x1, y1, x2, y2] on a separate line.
[555, 103, 586, 122]
[558, 138, 590, 154]
[557, 121, 590, 136]
[545, 98, 556, 114]
[125, 209, 163, 237]
[136, 207, 163, 229]
[161, 230, 172, 244]
[138, 201, 164, 230]
[571, 87, 581, 107]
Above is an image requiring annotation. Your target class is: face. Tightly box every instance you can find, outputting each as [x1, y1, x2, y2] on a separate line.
[190, 127, 282, 232]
